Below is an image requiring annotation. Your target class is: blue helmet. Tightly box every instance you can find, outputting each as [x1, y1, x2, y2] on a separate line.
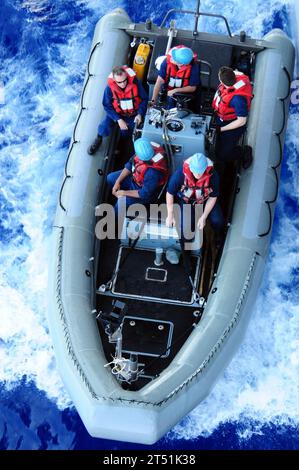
[171, 47, 193, 65]
[134, 138, 154, 161]
[189, 153, 208, 175]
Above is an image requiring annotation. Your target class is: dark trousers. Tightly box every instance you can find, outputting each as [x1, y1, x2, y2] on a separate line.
[98, 115, 136, 138]
[216, 126, 245, 163]
[107, 170, 152, 215]
[177, 198, 224, 245]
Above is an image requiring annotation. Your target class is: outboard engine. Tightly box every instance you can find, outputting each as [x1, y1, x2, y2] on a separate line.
[98, 300, 142, 383]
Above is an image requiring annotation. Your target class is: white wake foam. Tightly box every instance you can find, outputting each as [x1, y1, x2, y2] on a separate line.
[169, 0, 299, 441]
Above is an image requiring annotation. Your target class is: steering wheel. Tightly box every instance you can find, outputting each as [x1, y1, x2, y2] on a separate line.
[172, 92, 195, 109]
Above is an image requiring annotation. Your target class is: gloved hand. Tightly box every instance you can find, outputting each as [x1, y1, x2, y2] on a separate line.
[134, 114, 142, 126]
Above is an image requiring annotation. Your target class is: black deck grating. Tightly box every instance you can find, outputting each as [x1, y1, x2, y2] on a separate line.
[113, 247, 200, 303]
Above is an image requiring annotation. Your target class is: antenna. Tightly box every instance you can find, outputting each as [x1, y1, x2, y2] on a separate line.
[193, 0, 201, 36]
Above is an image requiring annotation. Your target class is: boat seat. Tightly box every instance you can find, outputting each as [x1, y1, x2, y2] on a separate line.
[147, 36, 233, 90]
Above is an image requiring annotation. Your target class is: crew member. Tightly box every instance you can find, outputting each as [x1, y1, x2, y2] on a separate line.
[212, 66, 253, 168]
[107, 137, 168, 214]
[151, 45, 200, 108]
[166, 153, 224, 249]
[88, 66, 148, 155]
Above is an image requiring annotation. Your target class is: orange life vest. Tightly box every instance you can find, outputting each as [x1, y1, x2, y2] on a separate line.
[212, 71, 253, 121]
[181, 157, 214, 204]
[108, 66, 142, 116]
[165, 45, 198, 90]
[132, 144, 168, 187]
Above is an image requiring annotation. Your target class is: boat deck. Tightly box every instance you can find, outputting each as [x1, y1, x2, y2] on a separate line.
[103, 246, 200, 304]
[93, 72, 241, 389]
[96, 294, 198, 387]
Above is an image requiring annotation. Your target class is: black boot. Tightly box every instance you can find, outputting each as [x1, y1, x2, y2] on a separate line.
[88, 135, 102, 155]
[242, 145, 253, 169]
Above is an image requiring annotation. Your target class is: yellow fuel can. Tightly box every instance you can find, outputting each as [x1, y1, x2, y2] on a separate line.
[133, 43, 151, 81]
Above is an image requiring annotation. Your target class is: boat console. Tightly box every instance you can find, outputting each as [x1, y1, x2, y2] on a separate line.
[142, 106, 211, 170]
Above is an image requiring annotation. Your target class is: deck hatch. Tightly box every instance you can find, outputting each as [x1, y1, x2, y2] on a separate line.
[122, 316, 174, 358]
[145, 267, 168, 282]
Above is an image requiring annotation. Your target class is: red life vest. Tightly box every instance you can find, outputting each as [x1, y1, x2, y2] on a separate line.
[108, 66, 142, 117]
[181, 157, 214, 204]
[165, 45, 198, 90]
[132, 143, 168, 187]
[212, 71, 253, 121]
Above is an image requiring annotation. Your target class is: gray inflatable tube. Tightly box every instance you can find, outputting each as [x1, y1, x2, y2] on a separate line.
[48, 9, 295, 444]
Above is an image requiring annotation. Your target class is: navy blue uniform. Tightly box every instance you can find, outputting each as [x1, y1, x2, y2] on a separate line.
[158, 58, 200, 109]
[167, 166, 220, 198]
[98, 79, 148, 137]
[216, 96, 249, 163]
[158, 59, 200, 87]
[107, 163, 165, 214]
[167, 166, 224, 245]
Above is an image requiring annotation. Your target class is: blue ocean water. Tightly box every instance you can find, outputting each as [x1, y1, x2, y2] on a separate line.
[0, 0, 298, 451]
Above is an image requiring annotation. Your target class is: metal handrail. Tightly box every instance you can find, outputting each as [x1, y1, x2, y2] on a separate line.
[198, 59, 212, 92]
[160, 1, 232, 37]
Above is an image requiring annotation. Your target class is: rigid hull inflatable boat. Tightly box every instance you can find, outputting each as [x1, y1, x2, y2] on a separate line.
[48, 1, 295, 444]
